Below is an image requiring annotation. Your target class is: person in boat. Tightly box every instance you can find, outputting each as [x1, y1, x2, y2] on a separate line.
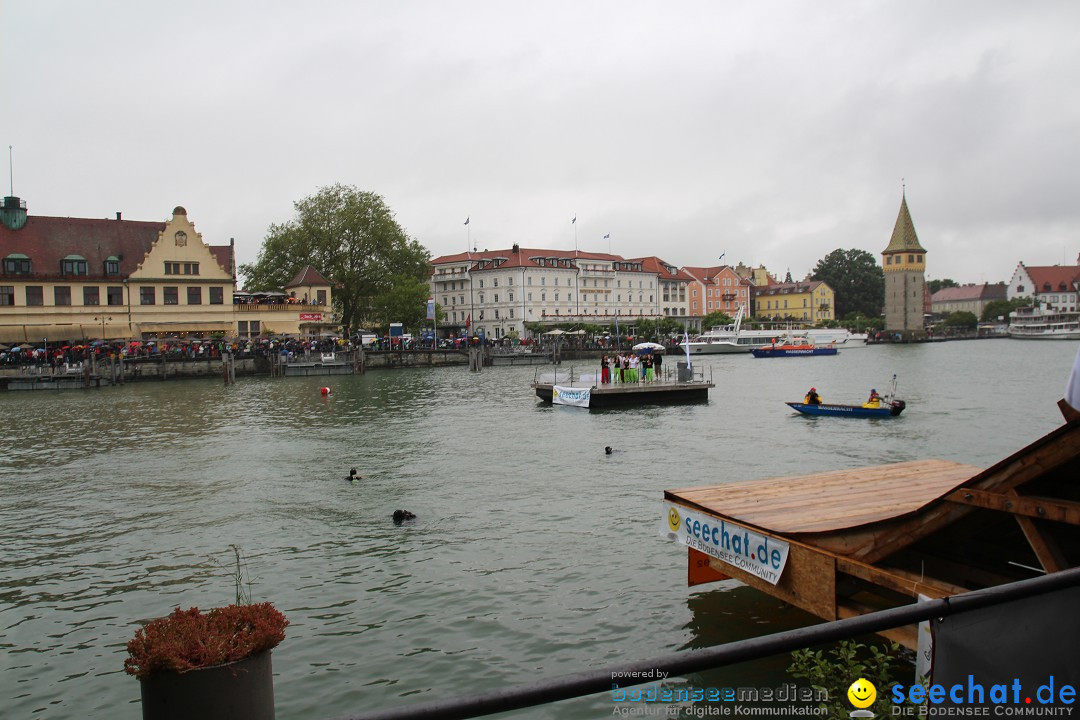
[346, 468, 361, 482]
[864, 389, 882, 408]
[804, 387, 822, 405]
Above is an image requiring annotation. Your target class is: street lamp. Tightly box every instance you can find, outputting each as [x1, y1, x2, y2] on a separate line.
[94, 316, 112, 340]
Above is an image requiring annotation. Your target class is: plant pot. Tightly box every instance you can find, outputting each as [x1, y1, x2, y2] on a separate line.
[139, 650, 275, 720]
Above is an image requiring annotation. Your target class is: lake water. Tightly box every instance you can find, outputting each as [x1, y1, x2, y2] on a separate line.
[2, 339, 1077, 719]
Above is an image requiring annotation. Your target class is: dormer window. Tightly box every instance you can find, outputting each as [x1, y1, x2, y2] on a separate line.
[105, 256, 120, 276]
[62, 255, 88, 276]
[3, 253, 31, 274]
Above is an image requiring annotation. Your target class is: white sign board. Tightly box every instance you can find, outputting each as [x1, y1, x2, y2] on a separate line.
[661, 502, 790, 585]
[552, 385, 591, 408]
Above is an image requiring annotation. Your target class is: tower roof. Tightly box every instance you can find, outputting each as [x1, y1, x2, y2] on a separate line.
[883, 194, 926, 254]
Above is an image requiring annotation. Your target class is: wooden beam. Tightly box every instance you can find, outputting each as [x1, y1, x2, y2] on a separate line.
[945, 488, 1080, 525]
[1009, 490, 1069, 573]
[837, 603, 918, 649]
[836, 557, 968, 599]
[1059, 398, 1080, 423]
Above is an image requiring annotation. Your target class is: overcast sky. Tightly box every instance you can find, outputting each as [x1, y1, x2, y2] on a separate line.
[4, 1, 1078, 285]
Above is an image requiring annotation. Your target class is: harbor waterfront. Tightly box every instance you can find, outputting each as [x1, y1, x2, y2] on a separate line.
[1, 340, 1077, 719]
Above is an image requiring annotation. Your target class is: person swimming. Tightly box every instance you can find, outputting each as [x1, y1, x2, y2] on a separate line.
[392, 509, 416, 524]
[605, 446, 613, 455]
[345, 468, 361, 482]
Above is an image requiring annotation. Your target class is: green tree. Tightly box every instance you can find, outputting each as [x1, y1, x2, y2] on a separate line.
[928, 278, 959, 295]
[239, 184, 430, 332]
[981, 297, 1030, 322]
[809, 249, 885, 321]
[701, 311, 733, 330]
[944, 311, 978, 328]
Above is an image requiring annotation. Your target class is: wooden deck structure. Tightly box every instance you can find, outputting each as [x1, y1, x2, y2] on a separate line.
[665, 408, 1080, 648]
[533, 380, 713, 407]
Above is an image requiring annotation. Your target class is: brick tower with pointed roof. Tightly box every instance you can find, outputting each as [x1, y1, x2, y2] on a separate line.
[882, 192, 927, 340]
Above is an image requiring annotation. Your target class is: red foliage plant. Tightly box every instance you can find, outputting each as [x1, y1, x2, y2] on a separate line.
[124, 603, 288, 680]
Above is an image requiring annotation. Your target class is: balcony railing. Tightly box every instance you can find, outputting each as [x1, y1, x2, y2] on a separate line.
[234, 303, 327, 312]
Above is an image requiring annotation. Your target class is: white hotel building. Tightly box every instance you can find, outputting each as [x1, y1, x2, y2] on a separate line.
[429, 245, 694, 340]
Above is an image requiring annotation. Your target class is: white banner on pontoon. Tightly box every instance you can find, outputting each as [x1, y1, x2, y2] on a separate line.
[552, 385, 591, 408]
[661, 502, 789, 585]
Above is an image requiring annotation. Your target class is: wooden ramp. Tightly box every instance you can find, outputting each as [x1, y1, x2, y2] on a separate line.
[664, 412, 1080, 648]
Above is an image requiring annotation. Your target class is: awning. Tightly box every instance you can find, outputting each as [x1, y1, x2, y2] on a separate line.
[137, 321, 233, 331]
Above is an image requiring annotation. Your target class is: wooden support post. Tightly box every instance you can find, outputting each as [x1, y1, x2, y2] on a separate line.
[1009, 490, 1068, 573]
[946, 487, 1080, 525]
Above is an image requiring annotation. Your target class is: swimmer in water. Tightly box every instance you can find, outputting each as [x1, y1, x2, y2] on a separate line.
[345, 468, 361, 482]
[392, 510, 416, 524]
[605, 446, 613, 455]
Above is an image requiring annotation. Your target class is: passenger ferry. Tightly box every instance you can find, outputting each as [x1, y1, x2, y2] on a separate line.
[686, 306, 867, 355]
[1007, 305, 1080, 340]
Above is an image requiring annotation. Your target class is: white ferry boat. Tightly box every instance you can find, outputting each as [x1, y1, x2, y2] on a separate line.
[686, 307, 867, 355]
[1007, 305, 1080, 340]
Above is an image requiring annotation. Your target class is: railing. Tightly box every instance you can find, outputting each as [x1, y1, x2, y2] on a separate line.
[332, 567, 1080, 720]
[234, 303, 327, 312]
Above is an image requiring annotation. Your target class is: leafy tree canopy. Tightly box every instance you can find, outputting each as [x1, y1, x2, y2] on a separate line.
[700, 311, 734, 330]
[239, 184, 430, 332]
[928, 278, 960, 294]
[980, 297, 1030, 322]
[944, 311, 978, 328]
[809, 249, 885, 320]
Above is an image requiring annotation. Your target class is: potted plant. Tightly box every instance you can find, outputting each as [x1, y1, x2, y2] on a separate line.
[124, 548, 288, 720]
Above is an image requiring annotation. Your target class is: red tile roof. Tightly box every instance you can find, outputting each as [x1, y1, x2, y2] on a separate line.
[1025, 266, 1080, 293]
[286, 265, 331, 287]
[0, 214, 233, 281]
[430, 247, 647, 273]
[931, 283, 1007, 303]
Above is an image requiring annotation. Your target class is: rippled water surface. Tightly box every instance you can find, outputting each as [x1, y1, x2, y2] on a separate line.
[1, 339, 1076, 718]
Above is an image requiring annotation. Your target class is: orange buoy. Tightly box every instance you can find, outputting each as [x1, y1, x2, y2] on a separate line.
[320, 386, 332, 396]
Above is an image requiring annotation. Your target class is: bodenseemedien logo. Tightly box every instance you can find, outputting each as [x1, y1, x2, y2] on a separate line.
[847, 678, 876, 718]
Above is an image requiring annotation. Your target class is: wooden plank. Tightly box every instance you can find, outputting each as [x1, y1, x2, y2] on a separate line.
[1059, 399, 1080, 423]
[1009, 490, 1068, 573]
[837, 603, 918, 649]
[835, 557, 968, 599]
[666, 460, 978, 533]
[705, 541, 837, 620]
[945, 488, 1080, 525]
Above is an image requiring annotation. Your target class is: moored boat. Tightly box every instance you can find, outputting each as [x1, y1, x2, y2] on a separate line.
[751, 337, 837, 358]
[1007, 305, 1080, 340]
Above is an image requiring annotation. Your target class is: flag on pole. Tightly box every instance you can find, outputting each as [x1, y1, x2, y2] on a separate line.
[464, 217, 470, 225]
[572, 216, 576, 224]
[603, 234, 610, 239]
[426, 298, 435, 321]
[465, 314, 471, 329]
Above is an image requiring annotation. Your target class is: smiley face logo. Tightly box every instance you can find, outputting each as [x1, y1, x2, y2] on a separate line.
[667, 507, 681, 532]
[847, 678, 876, 709]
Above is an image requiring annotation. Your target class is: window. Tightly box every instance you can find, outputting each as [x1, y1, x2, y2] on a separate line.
[54, 286, 72, 305]
[495, 309, 500, 319]
[238, 320, 248, 336]
[184, 262, 199, 275]
[0, 286, 13, 306]
[250, 320, 260, 335]
[479, 294, 484, 303]
[108, 286, 124, 305]
[886, 256, 892, 265]
[509, 308, 514, 318]
[165, 262, 180, 275]
[164, 287, 178, 305]
[494, 278, 498, 287]
[541, 293, 546, 302]
[3, 256, 31, 274]
[479, 280, 484, 288]
[62, 257, 87, 275]
[908, 255, 915, 263]
[84, 287, 100, 305]
[188, 287, 202, 304]
[494, 294, 499, 303]
[210, 287, 224, 304]
[509, 292, 514, 302]
[105, 257, 120, 276]
[140, 287, 155, 305]
[27, 286, 43, 305]
[316, 290, 326, 304]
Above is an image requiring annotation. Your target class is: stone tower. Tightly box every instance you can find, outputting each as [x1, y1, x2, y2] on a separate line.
[882, 192, 927, 341]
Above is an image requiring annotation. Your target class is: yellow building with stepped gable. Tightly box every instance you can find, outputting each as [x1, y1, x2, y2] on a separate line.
[0, 197, 336, 342]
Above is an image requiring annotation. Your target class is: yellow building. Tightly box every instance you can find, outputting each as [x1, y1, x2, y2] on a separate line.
[0, 198, 336, 342]
[753, 280, 835, 323]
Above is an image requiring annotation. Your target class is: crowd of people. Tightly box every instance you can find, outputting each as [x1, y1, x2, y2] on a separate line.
[599, 352, 663, 383]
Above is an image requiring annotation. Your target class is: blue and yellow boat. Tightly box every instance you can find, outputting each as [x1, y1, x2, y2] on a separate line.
[786, 400, 906, 418]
